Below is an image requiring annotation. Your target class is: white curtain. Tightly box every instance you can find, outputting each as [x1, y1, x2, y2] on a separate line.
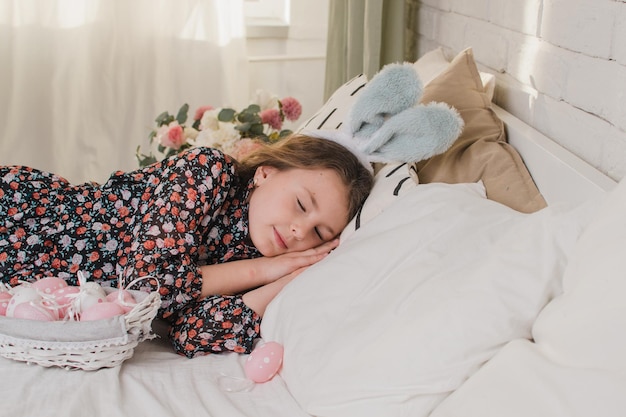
[0, 0, 249, 183]
[324, 0, 408, 101]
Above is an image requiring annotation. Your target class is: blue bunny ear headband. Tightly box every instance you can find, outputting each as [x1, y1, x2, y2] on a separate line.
[303, 62, 464, 172]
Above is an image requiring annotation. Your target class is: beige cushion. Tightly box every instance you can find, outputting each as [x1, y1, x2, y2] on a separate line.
[415, 48, 546, 213]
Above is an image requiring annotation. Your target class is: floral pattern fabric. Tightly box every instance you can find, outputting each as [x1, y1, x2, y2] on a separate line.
[0, 147, 262, 356]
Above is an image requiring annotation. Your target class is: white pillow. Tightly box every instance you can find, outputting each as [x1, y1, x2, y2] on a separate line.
[340, 162, 419, 242]
[532, 177, 626, 369]
[261, 182, 590, 417]
[430, 181, 624, 417]
[297, 73, 368, 132]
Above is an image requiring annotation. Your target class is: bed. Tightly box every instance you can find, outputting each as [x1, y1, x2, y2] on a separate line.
[2, 48, 625, 417]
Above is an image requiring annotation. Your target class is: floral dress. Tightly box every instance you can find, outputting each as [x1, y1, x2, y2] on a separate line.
[0, 147, 262, 357]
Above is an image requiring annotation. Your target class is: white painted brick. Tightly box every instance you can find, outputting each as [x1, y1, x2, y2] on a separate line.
[463, 20, 507, 71]
[532, 95, 608, 171]
[612, 4, 626, 65]
[449, 0, 490, 20]
[541, 0, 616, 58]
[507, 36, 572, 100]
[419, 0, 451, 11]
[564, 54, 626, 131]
[489, 0, 541, 35]
[417, 5, 439, 39]
[417, 38, 441, 58]
[434, 11, 468, 52]
[414, 0, 626, 180]
[602, 128, 626, 180]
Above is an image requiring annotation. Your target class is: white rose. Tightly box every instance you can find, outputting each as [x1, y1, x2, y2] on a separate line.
[252, 89, 279, 110]
[194, 123, 240, 152]
[200, 109, 221, 131]
[184, 126, 199, 140]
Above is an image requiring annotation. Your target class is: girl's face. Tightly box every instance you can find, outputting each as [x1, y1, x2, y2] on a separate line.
[248, 166, 350, 257]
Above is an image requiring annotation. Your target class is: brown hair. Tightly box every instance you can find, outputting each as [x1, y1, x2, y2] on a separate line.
[237, 134, 374, 222]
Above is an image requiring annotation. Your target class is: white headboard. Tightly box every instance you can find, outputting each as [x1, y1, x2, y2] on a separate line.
[493, 105, 617, 206]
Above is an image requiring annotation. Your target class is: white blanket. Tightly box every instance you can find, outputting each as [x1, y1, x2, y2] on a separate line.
[0, 321, 307, 417]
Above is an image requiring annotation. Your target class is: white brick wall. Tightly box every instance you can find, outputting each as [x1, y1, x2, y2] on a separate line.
[414, 0, 626, 181]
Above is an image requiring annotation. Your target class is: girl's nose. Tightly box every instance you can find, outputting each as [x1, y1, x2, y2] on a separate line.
[291, 222, 308, 240]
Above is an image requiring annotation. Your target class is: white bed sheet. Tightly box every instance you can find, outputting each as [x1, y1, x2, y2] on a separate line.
[0, 321, 308, 417]
[430, 339, 626, 417]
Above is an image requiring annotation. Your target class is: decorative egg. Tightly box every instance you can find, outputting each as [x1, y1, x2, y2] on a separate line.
[12, 301, 56, 321]
[52, 286, 81, 317]
[244, 341, 284, 383]
[105, 290, 137, 313]
[72, 282, 107, 313]
[80, 301, 125, 321]
[0, 292, 12, 316]
[31, 277, 68, 295]
[5, 287, 42, 318]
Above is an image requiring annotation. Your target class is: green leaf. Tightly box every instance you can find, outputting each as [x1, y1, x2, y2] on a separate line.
[176, 103, 189, 125]
[155, 111, 172, 126]
[218, 108, 236, 122]
[279, 129, 293, 138]
[135, 146, 158, 168]
[163, 148, 181, 159]
[238, 110, 256, 123]
[249, 123, 265, 136]
[246, 104, 261, 113]
[235, 122, 251, 133]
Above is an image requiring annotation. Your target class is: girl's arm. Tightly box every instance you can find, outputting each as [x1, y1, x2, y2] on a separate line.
[199, 238, 338, 298]
[241, 268, 304, 317]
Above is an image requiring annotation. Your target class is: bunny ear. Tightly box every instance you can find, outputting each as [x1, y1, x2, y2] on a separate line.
[348, 62, 423, 136]
[301, 128, 374, 173]
[359, 102, 464, 164]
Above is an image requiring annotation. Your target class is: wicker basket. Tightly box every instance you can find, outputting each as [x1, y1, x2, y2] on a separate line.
[0, 289, 161, 371]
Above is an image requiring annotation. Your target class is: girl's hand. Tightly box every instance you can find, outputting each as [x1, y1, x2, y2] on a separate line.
[199, 238, 338, 297]
[242, 267, 308, 317]
[256, 238, 339, 283]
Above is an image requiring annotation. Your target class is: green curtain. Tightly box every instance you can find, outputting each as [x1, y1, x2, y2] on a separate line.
[324, 0, 414, 100]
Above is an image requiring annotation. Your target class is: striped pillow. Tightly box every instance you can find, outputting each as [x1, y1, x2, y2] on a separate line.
[297, 74, 368, 132]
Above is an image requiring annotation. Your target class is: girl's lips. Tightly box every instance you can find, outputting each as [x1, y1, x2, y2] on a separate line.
[273, 227, 288, 249]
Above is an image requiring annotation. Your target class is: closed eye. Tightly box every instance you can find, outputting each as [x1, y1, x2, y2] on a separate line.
[315, 227, 323, 240]
[297, 199, 306, 212]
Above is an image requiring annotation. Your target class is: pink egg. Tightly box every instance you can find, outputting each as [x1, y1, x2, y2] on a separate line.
[105, 289, 137, 313]
[244, 341, 284, 383]
[80, 301, 125, 321]
[52, 286, 81, 317]
[31, 277, 68, 295]
[12, 301, 56, 321]
[6, 287, 42, 317]
[0, 292, 12, 316]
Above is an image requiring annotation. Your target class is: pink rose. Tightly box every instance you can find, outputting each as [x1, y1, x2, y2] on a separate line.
[260, 108, 283, 130]
[194, 105, 214, 121]
[159, 122, 185, 149]
[232, 138, 263, 160]
[280, 97, 302, 121]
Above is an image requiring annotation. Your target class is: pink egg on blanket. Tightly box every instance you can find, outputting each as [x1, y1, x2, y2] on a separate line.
[12, 301, 56, 321]
[244, 341, 284, 383]
[80, 302, 125, 321]
[31, 277, 68, 295]
[0, 292, 12, 316]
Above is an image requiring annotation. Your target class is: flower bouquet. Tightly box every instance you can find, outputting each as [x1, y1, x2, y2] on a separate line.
[136, 92, 302, 168]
